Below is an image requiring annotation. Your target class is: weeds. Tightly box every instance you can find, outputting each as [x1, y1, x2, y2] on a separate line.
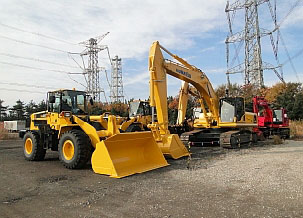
[273, 135, 283, 144]
[290, 120, 303, 139]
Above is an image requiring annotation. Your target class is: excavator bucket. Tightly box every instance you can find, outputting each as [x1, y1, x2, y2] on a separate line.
[158, 134, 190, 159]
[91, 132, 169, 178]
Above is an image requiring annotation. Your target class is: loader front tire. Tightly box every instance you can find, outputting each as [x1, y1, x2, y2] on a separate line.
[58, 130, 91, 169]
[126, 124, 142, 132]
[23, 131, 46, 161]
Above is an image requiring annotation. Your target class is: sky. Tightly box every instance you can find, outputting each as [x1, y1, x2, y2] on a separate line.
[0, 0, 302, 107]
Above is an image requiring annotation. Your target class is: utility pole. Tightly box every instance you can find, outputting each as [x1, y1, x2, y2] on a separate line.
[225, 0, 284, 88]
[80, 32, 109, 102]
[110, 55, 124, 103]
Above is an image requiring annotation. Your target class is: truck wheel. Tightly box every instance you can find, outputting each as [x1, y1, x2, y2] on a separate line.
[58, 130, 91, 169]
[285, 129, 290, 139]
[23, 131, 46, 161]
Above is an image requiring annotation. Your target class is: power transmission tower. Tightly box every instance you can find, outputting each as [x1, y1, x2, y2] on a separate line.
[80, 32, 109, 102]
[225, 0, 285, 88]
[110, 55, 124, 103]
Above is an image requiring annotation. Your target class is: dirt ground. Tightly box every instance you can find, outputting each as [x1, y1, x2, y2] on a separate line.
[0, 139, 303, 218]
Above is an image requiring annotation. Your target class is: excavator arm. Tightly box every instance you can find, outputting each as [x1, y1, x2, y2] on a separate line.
[176, 81, 202, 125]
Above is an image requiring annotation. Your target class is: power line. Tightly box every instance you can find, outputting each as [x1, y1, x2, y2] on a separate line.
[0, 35, 73, 54]
[0, 88, 45, 94]
[274, 0, 302, 30]
[279, 33, 301, 82]
[0, 81, 58, 90]
[106, 47, 113, 65]
[282, 48, 303, 65]
[0, 62, 84, 88]
[0, 22, 82, 47]
[67, 74, 86, 88]
[0, 53, 79, 69]
[0, 61, 82, 74]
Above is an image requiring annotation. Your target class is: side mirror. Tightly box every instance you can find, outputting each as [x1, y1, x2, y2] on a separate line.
[89, 98, 94, 106]
[49, 95, 56, 104]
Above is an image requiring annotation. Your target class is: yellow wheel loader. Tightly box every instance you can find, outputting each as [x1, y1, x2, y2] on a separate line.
[20, 89, 168, 178]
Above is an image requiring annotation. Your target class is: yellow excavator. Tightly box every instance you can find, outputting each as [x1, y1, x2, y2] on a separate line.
[20, 89, 168, 178]
[148, 41, 257, 148]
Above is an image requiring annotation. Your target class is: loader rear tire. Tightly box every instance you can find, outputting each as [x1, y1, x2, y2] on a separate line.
[23, 131, 46, 161]
[58, 130, 91, 169]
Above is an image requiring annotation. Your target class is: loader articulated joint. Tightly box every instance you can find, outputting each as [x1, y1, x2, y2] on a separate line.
[19, 129, 27, 139]
[84, 115, 90, 123]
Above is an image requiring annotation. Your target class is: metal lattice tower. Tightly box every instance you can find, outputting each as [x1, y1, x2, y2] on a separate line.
[80, 32, 109, 102]
[110, 55, 124, 103]
[226, 0, 285, 88]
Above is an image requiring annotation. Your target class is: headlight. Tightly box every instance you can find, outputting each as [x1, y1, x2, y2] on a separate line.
[60, 111, 72, 117]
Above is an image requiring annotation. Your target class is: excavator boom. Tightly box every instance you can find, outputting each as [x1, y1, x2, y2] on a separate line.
[148, 42, 190, 159]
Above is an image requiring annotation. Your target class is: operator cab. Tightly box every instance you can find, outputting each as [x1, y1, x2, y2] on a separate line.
[129, 101, 151, 117]
[219, 97, 245, 122]
[273, 109, 288, 124]
[192, 97, 245, 122]
[48, 90, 87, 115]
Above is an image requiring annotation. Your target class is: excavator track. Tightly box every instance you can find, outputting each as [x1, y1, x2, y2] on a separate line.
[219, 130, 252, 148]
[180, 129, 254, 148]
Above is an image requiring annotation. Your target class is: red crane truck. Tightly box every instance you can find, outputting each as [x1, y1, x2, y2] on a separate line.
[253, 96, 290, 139]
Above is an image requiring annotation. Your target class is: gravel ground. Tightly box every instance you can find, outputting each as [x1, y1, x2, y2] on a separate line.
[0, 139, 303, 218]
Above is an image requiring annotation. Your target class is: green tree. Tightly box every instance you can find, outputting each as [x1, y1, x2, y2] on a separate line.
[25, 100, 38, 119]
[0, 99, 8, 121]
[10, 100, 26, 120]
[273, 82, 303, 120]
[264, 83, 285, 103]
[215, 83, 242, 98]
[37, 100, 47, 112]
[292, 92, 303, 120]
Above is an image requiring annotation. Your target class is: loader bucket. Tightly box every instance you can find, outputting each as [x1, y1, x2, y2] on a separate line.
[91, 132, 169, 178]
[159, 134, 190, 159]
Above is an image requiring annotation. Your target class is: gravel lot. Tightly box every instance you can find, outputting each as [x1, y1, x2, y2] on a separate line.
[0, 139, 303, 218]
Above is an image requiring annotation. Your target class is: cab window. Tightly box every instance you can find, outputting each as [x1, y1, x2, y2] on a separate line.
[48, 92, 61, 113]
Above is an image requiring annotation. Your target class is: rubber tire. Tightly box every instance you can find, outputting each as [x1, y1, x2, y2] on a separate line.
[125, 124, 142, 132]
[23, 131, 46, 161]
[285, 130, 290, 139]
[58, 130, 91, 169]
